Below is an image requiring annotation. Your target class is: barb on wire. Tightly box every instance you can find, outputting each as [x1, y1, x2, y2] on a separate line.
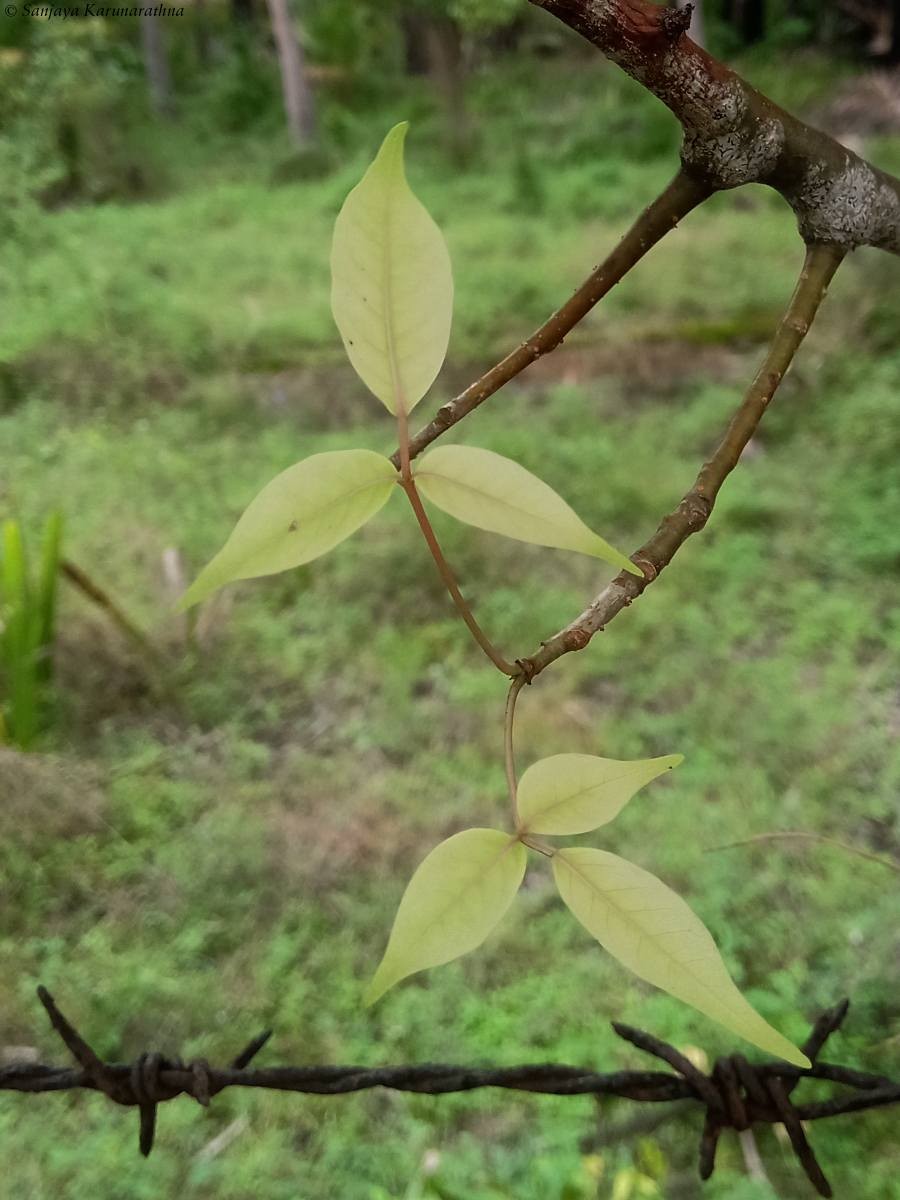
[1, 989, 897, 1196]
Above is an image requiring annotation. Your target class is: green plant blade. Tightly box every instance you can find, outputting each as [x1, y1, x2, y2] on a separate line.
[517, 753, 683, 836]
[35, 511, 63, 677]
[366, 828, 526, 1005]
[181, 450, 398, 608]
[553, 848, 809, 1066]
[1, 519, 39, 749]
[331, 122, 453, 415]
[2, 519, 30, 616]
[414, 445, 641, 573]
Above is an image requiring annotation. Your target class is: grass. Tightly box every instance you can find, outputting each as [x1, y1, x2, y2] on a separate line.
[1, 49, 899, 1200]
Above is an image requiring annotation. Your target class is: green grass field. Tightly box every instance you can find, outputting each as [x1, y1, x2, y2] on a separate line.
[1, 52, 899, 1200]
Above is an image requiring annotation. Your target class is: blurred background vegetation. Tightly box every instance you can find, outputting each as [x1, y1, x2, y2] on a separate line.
[1, 1, 899, 1197]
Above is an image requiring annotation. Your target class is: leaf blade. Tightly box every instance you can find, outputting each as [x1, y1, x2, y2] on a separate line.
[518, 753, 683, 835]
[366, 828, 526, 1005]
[415, 445, 641, 574]
[331, 122, 453, 414]
[181, 449, 397, 608]
[553, 848, 809, 1066]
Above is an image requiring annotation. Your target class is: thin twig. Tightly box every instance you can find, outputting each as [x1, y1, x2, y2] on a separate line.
[505, 674, 525, 824]
[389, 171, 711, 469]
[396, 408, 516, 675]
[708, 832, 900, 874]
[61, 560, 163, 668]
[520, 242, 847, 678]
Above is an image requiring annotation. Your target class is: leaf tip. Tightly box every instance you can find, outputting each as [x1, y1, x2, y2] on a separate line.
[783, 1045, 812, 1070]
[381, 121, 410, 156]
[174, 585, 202, 613]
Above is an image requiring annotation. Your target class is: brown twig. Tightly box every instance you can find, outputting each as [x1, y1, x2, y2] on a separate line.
[518, 242, 845, 678]
[61, 561, 162, 665]
[505, 673, 526, 823]
[708, 832, 900, 874]
[389, 171, 711, 469]
[396, 408, 516, 675]
[4, 989, 897, 1197]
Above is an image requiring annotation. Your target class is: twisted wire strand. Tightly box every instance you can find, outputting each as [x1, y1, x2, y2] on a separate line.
[1, 987, 896, 1198]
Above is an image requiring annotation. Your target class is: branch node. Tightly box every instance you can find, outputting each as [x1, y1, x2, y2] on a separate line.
[562, 628, 591, 652]
[661, 3, 693, 39]
[631, 556, 657, 582]
[515, 657, 538, 683]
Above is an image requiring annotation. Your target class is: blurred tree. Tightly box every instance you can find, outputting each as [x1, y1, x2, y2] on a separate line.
[394, 0, 522, 160]
[140, 15, 174, 116]
[194, 0, 212, 65]
[266, 0, 317, 144]
[402, 11, 431, 74]
[422, 10, 472, 160]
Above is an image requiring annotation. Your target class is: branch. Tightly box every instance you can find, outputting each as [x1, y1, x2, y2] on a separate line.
[389, 170, 710, 468]
[396, 408, 517, 675]
[5, 990, 898, 1198]
[520, 242, 845, 678]
[708, 832, 900, 874]
[529, 0, 900, 255]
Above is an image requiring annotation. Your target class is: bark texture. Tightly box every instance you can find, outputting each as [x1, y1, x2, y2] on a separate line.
[530, 0, 900, 254]
[675, 0, 704, 49]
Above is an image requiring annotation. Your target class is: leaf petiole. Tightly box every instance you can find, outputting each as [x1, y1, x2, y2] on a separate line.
[396, 407, 517, 677]
[519, 834, 555, 858]
[505, 674, 525, 825]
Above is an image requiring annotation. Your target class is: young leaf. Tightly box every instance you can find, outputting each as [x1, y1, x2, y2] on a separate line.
[517, 753, 683, 836]
[414, 446, 641, 574]
[331, 122, 453, 415]
[181, 450, 398, 608]
[366, 828, 526, 1005]
[552, 848, 809, 1067]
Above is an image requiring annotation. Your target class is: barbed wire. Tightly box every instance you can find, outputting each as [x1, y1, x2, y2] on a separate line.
[2, 989, 898, 1198]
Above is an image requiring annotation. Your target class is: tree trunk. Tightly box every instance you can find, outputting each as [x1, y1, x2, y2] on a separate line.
[892, 0, 900, 61]
[140, 15, 174, 117]
[676, 0, 705, 48]
[424, 15, 472, 163]
[265, 0, 317, 146]
[402, 12, 430, 75]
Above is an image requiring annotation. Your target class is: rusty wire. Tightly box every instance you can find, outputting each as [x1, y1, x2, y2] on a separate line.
[1, 989, 898, 1197]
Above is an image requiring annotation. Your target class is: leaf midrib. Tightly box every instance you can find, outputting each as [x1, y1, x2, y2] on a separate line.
[416, 465, 584, 538]
[218, 472, 395, 574]
[555, 850, 753, 1030]
[521, 763, 663, 829]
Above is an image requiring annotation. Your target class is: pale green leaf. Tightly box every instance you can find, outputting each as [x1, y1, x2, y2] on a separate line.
[517, 753, 683, 836]
[366, 828, 526, 1005]
[331, 122, 453, 415]
[553, 848, 809, 1066]
[181, 450, 397, 608]
[414, 445, 641, 574]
